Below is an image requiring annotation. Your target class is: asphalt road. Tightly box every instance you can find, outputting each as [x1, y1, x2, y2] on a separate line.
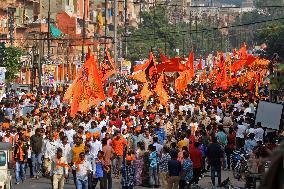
[13, 170, 245, 189]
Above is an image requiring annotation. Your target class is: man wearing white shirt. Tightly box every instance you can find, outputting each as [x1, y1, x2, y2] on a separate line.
[74, 152, 92, 189]
[57, 136, 72, 164]
[236, 119, 247, 150]
[43, 134, 57, 176]
[254, 122, 264, 142]
[64, 123, 76, 144]
[90, 136, 102, 158]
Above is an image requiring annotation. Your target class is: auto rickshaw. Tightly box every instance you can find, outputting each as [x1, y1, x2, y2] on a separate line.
[0, 142, 13, 189]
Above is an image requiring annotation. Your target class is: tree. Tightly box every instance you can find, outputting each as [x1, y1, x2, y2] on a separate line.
[126, 6, 223, 61]
[255, 24, 284, 60]
[229, 0, 284, 52]
[270, 64, 284, 90]
[0, 46, 22, 81]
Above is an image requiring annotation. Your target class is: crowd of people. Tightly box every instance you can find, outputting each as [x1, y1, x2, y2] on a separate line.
[0, 74, 281, 189]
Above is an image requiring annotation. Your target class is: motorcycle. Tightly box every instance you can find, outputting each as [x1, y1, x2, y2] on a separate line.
[231, 151, 250, 180]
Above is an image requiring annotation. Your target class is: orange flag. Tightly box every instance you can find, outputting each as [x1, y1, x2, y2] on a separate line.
[141, 82, 152, 102]
[198, 91, 206, 103]
[67, 56, 105, 117]
[175, 70, 191, 93]
[197, 55, 203, 70]
[239, 43, 247, 59]
[107, 83, 114, 97]
[130, 71, 147, 83]
[255, 81, 259, 97]
[155, 74, 169, 106]
[105, 48, 117, 71]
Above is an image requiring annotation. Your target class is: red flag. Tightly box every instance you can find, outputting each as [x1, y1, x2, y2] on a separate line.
[246, 78, 255, 91]
[107, 83, 114, 97]
[186, 51, 194, 69]
[246, 54, 257, 66]
[197, 55, 203, 70]
[86, 46, 91, 60]
[218, 52, 225, 68]
[159, 49, 168, 63]
[156, 57, 186, 73]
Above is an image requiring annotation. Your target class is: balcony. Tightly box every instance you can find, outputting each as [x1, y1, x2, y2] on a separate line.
[26, 23, 48, 33]
[0, 0, 17, 10]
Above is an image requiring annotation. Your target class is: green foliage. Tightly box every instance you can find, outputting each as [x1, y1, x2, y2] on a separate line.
[1, 46, 22, 81]
[229, 0, 284, 57]
[269, 64, 284, 90]
[255, 24, 284, 59]
[126, 6, 223, 61]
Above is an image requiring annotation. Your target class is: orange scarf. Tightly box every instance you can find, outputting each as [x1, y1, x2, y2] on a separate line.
[56, 158, 69, 169]
[74, 160, 85, 171]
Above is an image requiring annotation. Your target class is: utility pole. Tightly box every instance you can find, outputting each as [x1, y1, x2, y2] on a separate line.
[153, 0, 156, 48]
[82, 0, 86, 62]
[47, 0, 51, 57]
[139, 0, 142, 25]
[164, 35, 167, 56]
[182, 35, 185, 58]
[31, 45, 35, 90]
[189, 11, 192, 50]
[105, 0, 107, 52]
[7, 7, 15, 46]
[124, 0, 128, 58]
[113, 0, 118, 65]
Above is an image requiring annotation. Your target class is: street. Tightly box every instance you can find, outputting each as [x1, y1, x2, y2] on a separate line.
[13, 170, 245, 189]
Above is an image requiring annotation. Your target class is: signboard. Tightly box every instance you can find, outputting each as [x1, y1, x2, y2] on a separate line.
[121, 61, 131, 75]
[0, 67, 6, 86]
[255, 101, 284, 130]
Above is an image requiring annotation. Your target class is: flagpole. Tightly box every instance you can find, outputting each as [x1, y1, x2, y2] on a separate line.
[81, 0, 86, 62]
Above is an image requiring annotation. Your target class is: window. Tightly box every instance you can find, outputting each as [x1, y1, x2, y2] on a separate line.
[0, 151, 6, 166]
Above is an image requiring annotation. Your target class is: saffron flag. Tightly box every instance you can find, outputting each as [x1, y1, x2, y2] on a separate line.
[255, 81, 259, 97]
[239, 43, 247, 59]
[65, 56, 105, 117]
[156, 57, 186, 73]
[159, 49, 169, 63]
[141, 82, 152, 102]
[186, 51, 194, 69]
[197, 55, 203, 70]
[155, 74, 169, 106]
[175, 70, 191, 93]
[198, 91, 206, 103]
[107, 83, 114, 97]
[145, 52, 157, 79]
[130, 71, 147, 83]
[246, 54, 257, 66]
